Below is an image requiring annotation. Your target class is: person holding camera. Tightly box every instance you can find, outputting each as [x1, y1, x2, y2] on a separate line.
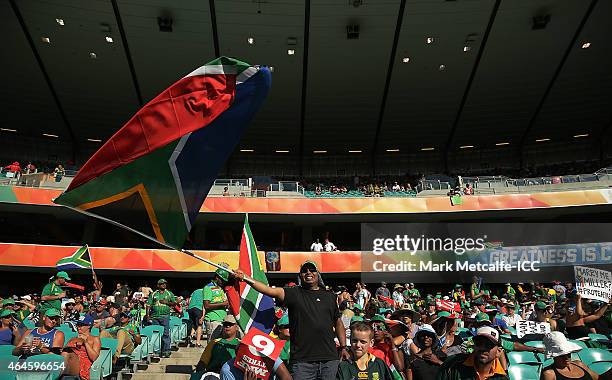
[12, 309, 65, 356]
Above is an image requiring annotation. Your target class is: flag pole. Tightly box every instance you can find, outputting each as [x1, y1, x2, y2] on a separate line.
[60, 205, 234, 274]
[87, 244, 95, 275]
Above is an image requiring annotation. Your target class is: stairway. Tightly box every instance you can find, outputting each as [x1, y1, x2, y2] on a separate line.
[127, 346, 205, 380]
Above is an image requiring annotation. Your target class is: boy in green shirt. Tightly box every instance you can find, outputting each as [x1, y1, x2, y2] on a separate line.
[337, 322, 394, 380]
[146, 278, 176, 357]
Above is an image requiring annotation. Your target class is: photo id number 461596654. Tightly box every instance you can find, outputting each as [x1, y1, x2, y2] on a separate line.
[5, 360, 65, 372]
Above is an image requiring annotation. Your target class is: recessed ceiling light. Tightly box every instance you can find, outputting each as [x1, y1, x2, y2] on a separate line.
[275, 150, 289, 153]
[41, 37, 51, 44]
[55, 18, 64, 26]
[581, 42, 591, 49]
[495, 142, 510, 146]
[89, 52, 97, 59]
[287, 49, 295, 55]
[460, 145, 474, 149]
[386, 149, 400, 152]
[313, 150, 327, 154]
[439, 64, 446, 71]
[105, 36, 113, 43]
[240, 149, 254, 152]
[463, 46, 471, 52]
[87, 138, 102, 142]
[247, 37, 254, 45]
[0, 128, 17, 132]
[426, 37, 434, 44]
[42, 133, 59, 138]
[421, 147, 435, 151]
[348, 150, 362, 153]
[573, 133, 589, 138]
[402, 57, 410, 63]
[535, 138, 550, 142]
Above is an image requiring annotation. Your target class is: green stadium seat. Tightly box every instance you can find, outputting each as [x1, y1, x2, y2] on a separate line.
[0, 345, 16, 356]
[588, 333, 609, 342]
[569, 339, 588, 349]
[507, 364, 540, 380]
[590, 362, 612, 375]
[507, 351, 540, 366]
[578, 348, 612, 365]
[140, 325, 163, 356]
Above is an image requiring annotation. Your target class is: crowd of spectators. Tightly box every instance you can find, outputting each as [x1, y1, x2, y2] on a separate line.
[1, 267, 609, 380]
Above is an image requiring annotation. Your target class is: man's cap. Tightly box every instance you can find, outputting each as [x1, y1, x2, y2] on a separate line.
[56, 271, 71, 280]
[400, 303, 413, 310]
[505, 283, 511, 286]
[485, 306, 498, 313]
[65, 298, 75, 304]
[21, 295, 32, 301]
[223, 314, 237, 324]
[475, 312, 491, 323]
[455, 284, 463, 288]
[2, 299, 15, 306]
[535, 301, 548, 310]
[381, 282, 387, 286]
[0, 309, 15, 318]
[394, 284, 403, 289]
[350, 316, 364, 324]
[276, 314, 289, 327]
[300, 260, 319, 272]
[157, 278, 168, 285]
[369, 315, 386, 324]
[45, 309, 62, 318]
[76, 314, 94, 326]
[215, 268, 230, 282]
[475, 326, 500, 345]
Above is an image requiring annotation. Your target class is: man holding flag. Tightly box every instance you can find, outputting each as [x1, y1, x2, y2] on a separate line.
[234, 258, 350, 379]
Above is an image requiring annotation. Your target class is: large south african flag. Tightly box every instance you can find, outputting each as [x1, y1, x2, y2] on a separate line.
[54, 57, 271, 248]
[225, 215, 276, 334]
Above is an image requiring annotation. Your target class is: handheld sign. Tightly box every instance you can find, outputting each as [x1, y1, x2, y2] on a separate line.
[516, 320, 551, 339]
[436, 299, 461, 313]
[575, 266, 612, 303]
[234, 327, 285, 379]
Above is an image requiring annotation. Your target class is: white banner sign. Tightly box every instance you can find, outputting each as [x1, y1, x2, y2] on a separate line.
[575, 266, 612, 303]
[516, 320, 551, 338]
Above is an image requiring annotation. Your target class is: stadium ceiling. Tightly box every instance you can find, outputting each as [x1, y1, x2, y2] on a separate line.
[2, 0, 612, 173]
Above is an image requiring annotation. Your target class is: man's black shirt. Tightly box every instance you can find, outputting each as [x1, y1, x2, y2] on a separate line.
[283, 286, 340, 362]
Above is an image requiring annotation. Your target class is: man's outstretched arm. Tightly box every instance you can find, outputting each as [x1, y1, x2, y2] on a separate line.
[233, 269, 285, 302]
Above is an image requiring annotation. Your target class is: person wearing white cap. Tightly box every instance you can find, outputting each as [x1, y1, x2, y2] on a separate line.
[541, 332, 599, 380]
[437, 326, 509, 380]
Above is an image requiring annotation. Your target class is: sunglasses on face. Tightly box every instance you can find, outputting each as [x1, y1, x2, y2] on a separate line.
[300, 267, 317, 274]
[473, 337, 496, 351]
[222, 323, 236, 328]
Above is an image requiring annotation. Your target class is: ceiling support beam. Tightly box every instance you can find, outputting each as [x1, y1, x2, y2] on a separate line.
[298, 0, 311, 176]
[111, 0, 143, 106]
[371, 0, 406, 177]
[444, 0, 501, 173]
[8, 0, 79, 162]
[209, 0, 220, 57]
[518, 0, 598, 169]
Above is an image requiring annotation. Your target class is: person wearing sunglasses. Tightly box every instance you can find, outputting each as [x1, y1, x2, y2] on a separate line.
[234, 260, 349, 379]
[436, 326, 509, 380]
[12, 309, 65, 356]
